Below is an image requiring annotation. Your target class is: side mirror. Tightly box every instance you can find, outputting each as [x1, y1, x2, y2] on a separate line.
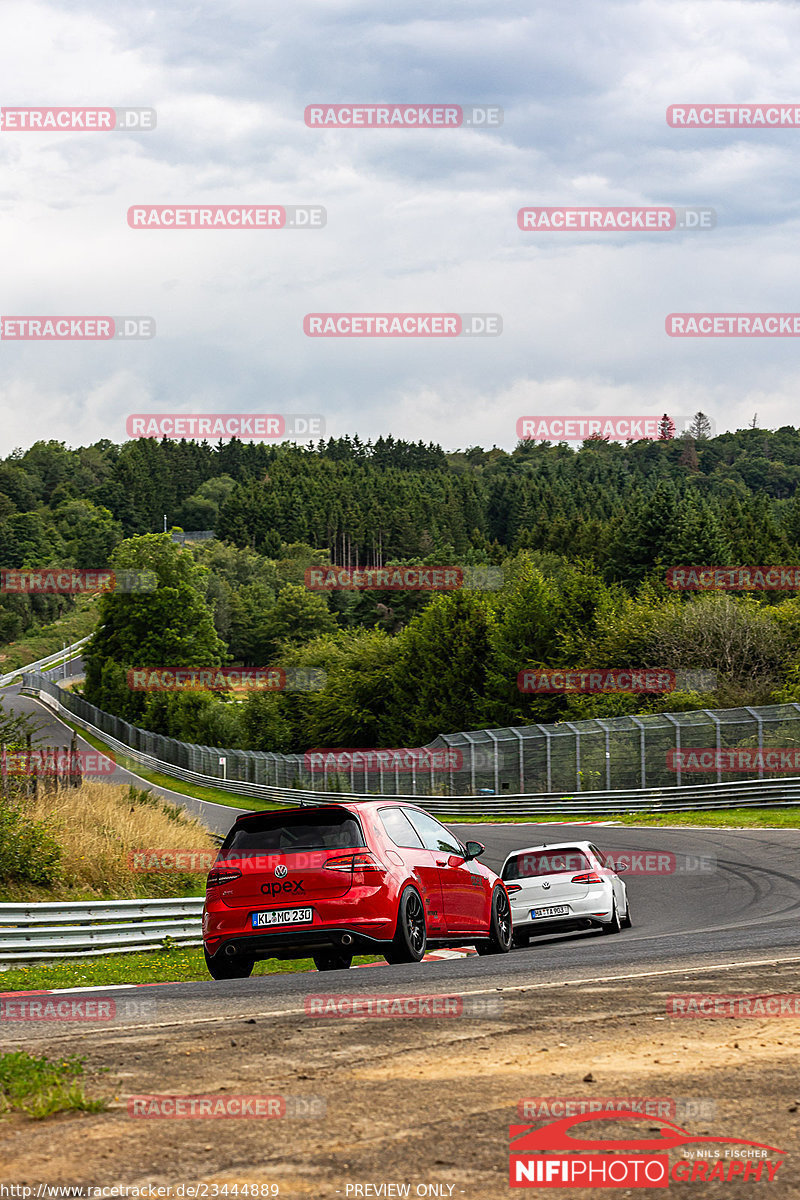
[464, 840, 485, 861]
[614, 862, 628, 874]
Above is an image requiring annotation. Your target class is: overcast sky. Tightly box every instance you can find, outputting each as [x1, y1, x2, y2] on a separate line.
[2, 0, 800, 455]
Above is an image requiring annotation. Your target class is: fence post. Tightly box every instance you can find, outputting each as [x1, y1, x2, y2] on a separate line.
[663, 714, 681, 786]
[629, 716, 646, 788]
[703, 710, 722, 784]
[563, 723, 581, 792]
[595, 719, 612, 790]
[511, 728, 524, 793]
[744, 707, 764, 779]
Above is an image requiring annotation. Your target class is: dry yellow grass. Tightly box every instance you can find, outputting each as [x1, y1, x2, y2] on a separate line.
[5, 781, 216, 900]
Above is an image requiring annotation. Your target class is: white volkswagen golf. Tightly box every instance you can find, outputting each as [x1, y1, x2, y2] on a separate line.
[500, 840, 631, 945]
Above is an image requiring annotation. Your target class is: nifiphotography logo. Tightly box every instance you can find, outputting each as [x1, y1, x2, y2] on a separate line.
[509, 1110, 785, 1187]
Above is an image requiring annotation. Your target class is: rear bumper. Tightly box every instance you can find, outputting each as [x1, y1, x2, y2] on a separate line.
[510, 894, 613, 933]
[204, 924, 395, 961]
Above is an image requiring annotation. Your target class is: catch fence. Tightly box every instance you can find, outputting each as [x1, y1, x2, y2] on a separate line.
[20, 672, 800, 802]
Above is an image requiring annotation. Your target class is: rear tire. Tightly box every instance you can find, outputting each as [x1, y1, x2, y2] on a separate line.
[621, 898, 632, 929]
[384, 887, 426, 964]
[313, 951, 353, 971]
[600, 900, 622, 935]
[476, 887, 513, 956]
[204, 948, 255, 979]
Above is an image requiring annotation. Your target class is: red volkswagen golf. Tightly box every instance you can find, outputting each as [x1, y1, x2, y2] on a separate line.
[203, 800, 512, 977]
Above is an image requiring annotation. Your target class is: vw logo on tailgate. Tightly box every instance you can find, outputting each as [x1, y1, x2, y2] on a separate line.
[542, 881, 550, 889]
[275, 864, 288, 878]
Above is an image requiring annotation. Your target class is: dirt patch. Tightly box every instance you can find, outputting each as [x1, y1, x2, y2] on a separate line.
[1, 961, 799, 1198]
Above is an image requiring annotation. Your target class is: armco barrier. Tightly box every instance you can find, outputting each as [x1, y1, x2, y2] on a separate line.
[0, 636, 90, 688]
[0, 898, 204, 963]
[17, 671, 800, 816]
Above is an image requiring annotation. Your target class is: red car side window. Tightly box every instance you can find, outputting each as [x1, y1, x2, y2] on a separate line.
[378, 807, 425, 849]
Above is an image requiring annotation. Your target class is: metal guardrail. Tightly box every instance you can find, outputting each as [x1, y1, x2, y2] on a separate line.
[0, 898, 204, 962]
[17, 673, 800, 816]
[0, 636, 90, 688]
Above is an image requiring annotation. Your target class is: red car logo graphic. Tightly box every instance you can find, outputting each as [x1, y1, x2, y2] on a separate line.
[510, 1110, 785, 1155]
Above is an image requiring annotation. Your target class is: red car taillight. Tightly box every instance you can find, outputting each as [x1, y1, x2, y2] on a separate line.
[323, 851, 385, 873]
[206, 866, 242, 889]
[571, 871, 603, 884]
[505, 883, 522, 895]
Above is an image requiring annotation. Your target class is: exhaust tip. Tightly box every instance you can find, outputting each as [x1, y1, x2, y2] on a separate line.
[224, 945, 238, 957]
[341, 933, 353, 946]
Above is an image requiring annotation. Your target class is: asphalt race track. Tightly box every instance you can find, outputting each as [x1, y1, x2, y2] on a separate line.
[2, 680, 800, 1043]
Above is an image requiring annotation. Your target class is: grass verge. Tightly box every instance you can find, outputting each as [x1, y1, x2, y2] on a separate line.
[448, 807, 800, 827]
[50, 714, 278, 812]
[0, 1050, 105, 1119]
[0, 946, 384, 991]
[0, 599, 98, 679]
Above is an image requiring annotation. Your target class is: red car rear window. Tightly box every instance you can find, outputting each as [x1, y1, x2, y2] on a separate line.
[222, 810, 366, 855]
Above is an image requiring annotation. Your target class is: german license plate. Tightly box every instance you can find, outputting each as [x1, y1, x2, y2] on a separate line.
[252, 907, 313, 928]
[531, 905, 570, 919]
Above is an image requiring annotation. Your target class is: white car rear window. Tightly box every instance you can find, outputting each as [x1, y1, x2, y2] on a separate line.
[503, 848, 592, 879]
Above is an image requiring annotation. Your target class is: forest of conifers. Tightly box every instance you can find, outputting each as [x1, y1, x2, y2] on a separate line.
[4, 425, 800, 751]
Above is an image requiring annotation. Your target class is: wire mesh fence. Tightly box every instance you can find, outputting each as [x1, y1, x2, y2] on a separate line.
[21, 672, 800, 798]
